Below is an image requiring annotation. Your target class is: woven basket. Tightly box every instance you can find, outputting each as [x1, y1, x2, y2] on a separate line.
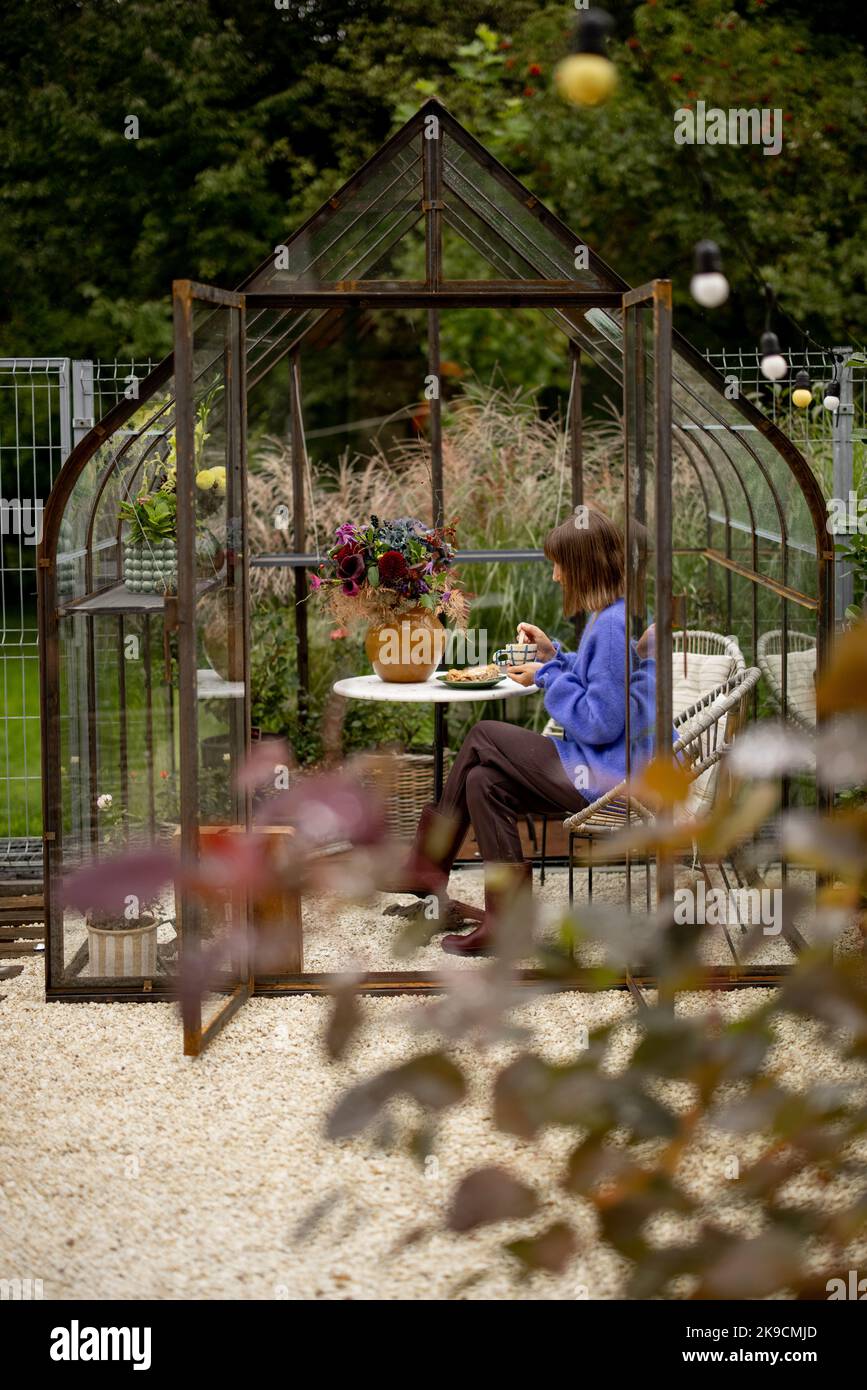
[360, 748, 453, 841]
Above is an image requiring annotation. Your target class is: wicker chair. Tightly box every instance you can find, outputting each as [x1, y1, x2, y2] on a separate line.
[756, 629, 816, 731]
[562, 665, 762, 903]
[533, 630, 747, 882]
[671, 629, 745, 714]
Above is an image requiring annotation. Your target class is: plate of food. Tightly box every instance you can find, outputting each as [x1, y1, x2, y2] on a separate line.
[436, 663, 506, 689]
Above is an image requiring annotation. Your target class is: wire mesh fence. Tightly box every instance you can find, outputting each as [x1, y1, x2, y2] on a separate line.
[703, 345, 866, 455]
[0, 359, 153, 878]
[704, 345, 866, 617]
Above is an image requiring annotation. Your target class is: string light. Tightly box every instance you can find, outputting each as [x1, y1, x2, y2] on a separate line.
[823, 379, 841, 411]
[690, 240, 730, 308]
[792, 369, 812, 408]
[759, 331, 788, 382]
[625, 46, 837, 364]
[555, 9, 618, 107]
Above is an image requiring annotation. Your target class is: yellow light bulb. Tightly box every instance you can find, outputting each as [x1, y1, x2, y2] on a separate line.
[554, 52, 618, 107]
[792, 388, 812, 408]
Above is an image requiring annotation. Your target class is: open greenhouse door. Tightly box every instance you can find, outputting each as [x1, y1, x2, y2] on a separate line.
[621, 282, 674, 962]
[173, 282, 252, 1056]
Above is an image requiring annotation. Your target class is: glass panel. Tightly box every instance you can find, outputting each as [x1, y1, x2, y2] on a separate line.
[175, 291, 250, 1047]
[623, 290, 669, 930]
[52, 606, 178, 990]
[252, 141, 422, 290]
[442, 130, 609, 290]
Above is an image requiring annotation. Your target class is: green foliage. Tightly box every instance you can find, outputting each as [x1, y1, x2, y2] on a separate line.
[4, 2, 863, 369]
[0, 0, 538, 357]
[320, 710, 867, 1296]
[390, 4, 867, 369]
[119, 486, 176, 544]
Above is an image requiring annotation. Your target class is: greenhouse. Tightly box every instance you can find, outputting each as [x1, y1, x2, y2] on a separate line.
[37, 100, 832, 1053]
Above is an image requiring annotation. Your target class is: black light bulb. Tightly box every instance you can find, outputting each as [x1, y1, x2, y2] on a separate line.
[759, 331, 787, 382]
[555, 9, 617, 107]
[690, 240, 729, 308]
[823, 380, 840, 411]
[792, 369, 812, 408]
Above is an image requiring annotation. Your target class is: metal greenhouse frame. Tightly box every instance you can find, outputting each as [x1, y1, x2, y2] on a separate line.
[38, 100, 832, 1043]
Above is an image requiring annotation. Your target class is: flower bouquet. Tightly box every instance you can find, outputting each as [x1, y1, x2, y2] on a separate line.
[310, 516, 468, 682]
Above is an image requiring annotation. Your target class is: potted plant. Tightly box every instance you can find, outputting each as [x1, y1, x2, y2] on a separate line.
[309, 516, 468, 682]
[119, 385, 225, 594]
[85, 792, 173, 977]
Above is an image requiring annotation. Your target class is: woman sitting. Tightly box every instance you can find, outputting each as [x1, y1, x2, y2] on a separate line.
[386, 504, 657, 954]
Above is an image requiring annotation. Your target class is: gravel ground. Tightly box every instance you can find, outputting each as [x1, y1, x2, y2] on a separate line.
[302, 863, 817, 973]
[2, 865, 863, 1302]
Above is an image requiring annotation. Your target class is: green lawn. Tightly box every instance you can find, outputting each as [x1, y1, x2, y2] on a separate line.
[0, 633, 43, 838]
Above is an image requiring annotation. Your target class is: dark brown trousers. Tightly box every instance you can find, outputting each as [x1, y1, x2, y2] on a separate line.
[438, 720, 589, 866]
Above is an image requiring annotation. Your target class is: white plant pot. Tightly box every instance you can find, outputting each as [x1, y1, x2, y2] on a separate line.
[86, 918, 158, 977]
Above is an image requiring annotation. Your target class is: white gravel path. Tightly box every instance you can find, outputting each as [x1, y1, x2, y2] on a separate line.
[1, 865, 863, 1301]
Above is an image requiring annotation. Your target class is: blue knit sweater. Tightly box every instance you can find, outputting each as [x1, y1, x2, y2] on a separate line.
[533, 599, 657, 800]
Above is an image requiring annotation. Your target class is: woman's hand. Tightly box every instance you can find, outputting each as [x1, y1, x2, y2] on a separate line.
[636, 622, 656, 660]
[507, 661, 543, 688]
[516, 623, 556, 662]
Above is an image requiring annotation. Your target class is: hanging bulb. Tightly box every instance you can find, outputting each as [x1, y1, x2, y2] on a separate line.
[555, 9, 618, 107]
[823, 380, 840, 411]
[792, 369, 812, 408]
[759, 331, 787, 382]
[690, 240, 729, 308]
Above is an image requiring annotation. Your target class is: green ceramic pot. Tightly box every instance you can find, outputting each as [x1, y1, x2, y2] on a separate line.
[123, 539, 177, 594]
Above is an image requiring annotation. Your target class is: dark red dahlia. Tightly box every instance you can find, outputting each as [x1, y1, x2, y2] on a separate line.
[377, 550, 408, 583]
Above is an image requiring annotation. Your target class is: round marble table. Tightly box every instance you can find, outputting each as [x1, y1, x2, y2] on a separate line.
[332, 672, 539, 799]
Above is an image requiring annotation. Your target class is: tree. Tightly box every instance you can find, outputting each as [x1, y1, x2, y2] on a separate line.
[0, 0, 538, 357]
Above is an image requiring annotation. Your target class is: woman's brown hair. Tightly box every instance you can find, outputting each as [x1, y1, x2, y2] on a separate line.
[543, 505, 627, 618]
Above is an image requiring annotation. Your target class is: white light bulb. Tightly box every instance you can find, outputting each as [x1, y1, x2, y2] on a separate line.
[760, 353, 788, 382]
[823, 388, 840, 411]
[690, 271, 730, 308]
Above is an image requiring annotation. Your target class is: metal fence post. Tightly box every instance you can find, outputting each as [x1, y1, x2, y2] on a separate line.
[71, 360, 95, 449]
[832, 346, 854, 623]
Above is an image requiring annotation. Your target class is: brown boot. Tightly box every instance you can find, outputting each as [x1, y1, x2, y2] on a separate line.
[441, 861, 533, 956]
[379, 804, 466, 897]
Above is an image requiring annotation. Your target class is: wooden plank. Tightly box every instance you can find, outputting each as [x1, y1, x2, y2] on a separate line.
[0, 925, 45, 940]
[0, 941, 43, 957]
[0, 910, 45, 928]
[0, 881, 43, 898]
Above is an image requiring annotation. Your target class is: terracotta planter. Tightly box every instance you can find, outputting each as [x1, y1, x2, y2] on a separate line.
[365, 607, 446, 683]
[86, 914, 158, 977]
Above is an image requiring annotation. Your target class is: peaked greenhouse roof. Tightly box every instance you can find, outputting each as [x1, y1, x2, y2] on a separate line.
[45, 98, 833, 646]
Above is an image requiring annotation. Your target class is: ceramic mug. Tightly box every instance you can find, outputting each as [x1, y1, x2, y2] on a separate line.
[494, 642, 538, 669]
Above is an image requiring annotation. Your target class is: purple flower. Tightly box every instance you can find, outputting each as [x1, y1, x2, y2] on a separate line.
[442, 590, 451, 603]
[341, 579, 361, 597]
[336, 551, 365, 583]
[308, 573, 322, 591]
[335, 522, 359, 545]
[423, 559, 435, 575]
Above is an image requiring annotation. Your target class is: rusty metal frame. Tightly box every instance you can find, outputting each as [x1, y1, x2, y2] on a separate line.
[37, 98, 831, 1014]
[174, 281, 252, 1056]
[622, 282, 675, 916]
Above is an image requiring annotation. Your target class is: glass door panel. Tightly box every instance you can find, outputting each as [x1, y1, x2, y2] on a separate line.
[174, 282, 251, 1054]
[622, 283, 674, 950]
